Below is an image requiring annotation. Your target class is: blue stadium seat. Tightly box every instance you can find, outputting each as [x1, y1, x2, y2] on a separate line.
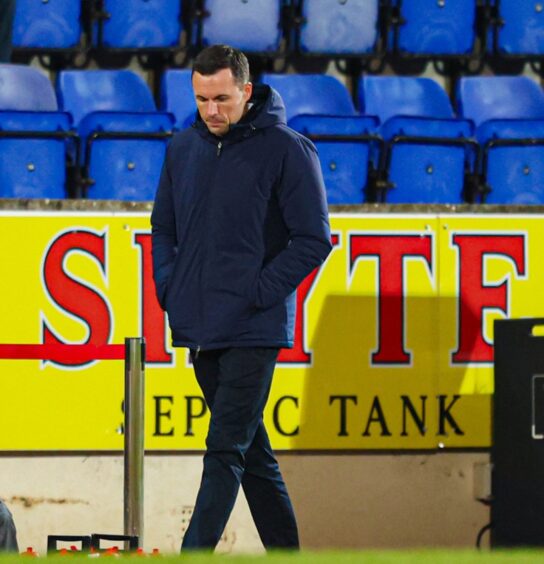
[477, 120, 544, 204]
[359, 76, 454, 124]
[296, 0, 380, 55]
[0, 112, 71, 198]
[57, 70, 157, 128]
[93, 0, 183, 49]
[261, 73, 356, 123]
[160, 69, 197, 130]
[457, 76, 544, 204]
[380, 118, 475, 204]
[289, 115, 380, 204]
[391, 0, 477, 56]
[359, 76, 476, 203]
[490, 0, 544, 56]
[57, 70, 174, 201]
[12, 0, 82, 49]
[196, 0, 283, 53]
[0, 64, 57, 111]
[456, 76, 544, 128]
[78, 112, 174, 200]
[0, 65, 72, 199]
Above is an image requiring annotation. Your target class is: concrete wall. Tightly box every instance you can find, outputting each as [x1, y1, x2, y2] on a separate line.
[0, 452, 489, 554]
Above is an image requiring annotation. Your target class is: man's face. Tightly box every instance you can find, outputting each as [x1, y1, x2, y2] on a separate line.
[192, 68, 253, 137]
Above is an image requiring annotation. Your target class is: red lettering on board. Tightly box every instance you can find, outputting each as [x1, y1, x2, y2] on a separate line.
[451, 234, 526, 364]
[350, 234, 433, 365]
[41, 230, 112, 366]
[134, 233, 172, 365]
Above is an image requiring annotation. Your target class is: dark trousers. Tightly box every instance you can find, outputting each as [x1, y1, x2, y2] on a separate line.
[181, 347, 299, 551]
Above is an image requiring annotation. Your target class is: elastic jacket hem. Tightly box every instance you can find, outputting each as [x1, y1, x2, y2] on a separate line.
[172, 339, 293, 350]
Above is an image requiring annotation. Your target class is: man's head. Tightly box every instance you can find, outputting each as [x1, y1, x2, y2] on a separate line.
[192, 44, 253, 137]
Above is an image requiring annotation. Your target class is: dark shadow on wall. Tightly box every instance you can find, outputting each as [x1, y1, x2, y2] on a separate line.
[278, 293, 489, 451]
[275, 293, 492, 549]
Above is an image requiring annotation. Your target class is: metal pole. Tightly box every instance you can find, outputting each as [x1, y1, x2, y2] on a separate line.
[124, 337, 145, 547]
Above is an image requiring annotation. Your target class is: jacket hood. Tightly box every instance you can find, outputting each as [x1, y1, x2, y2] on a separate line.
[243, 84, 286, 129]
[193, 84, 286, 139]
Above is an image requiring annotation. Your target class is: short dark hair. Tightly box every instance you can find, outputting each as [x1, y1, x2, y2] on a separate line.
[192, 44, 250, 88]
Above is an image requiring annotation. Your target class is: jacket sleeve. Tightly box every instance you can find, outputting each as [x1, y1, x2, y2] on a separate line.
[151, 144, 177, 310]
[254, 135, 332, 310]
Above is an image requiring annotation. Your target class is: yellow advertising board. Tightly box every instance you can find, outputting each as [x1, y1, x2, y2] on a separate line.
[0, 211, 542, 451]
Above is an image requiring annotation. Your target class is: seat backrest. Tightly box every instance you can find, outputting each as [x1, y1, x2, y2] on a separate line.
[394, 0, 476, 54]
[299, 0, 379, 54]
[261, 74, 355, 122]
[98, 0, 182, 48]
[160, 69, 197, 129]
[0, 64, 57, 110]
[87, 136, 169, 201]
[0, 112, 70, 199]
[456, 76, 544, 128]
[57, 70, 156, 127]
[495, 0, 544, 55]
[485, 148, 544, 205]
[289, 115, 378, 204]
[360, 76, 454, 124]
[200, 0, 282, 52]
[12, 0, 81, 48]
[474, 119, 544, 204]
[0, 137, 67, 198]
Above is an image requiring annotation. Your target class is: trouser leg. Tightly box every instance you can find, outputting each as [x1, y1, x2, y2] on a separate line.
[181, 347, 280, 550]
[183, 348, 299, 550]
[242, 421, 299, 549]
[0, 501, 18, 552]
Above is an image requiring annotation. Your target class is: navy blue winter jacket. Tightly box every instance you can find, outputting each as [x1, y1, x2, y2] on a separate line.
[151, 84, 332, 350]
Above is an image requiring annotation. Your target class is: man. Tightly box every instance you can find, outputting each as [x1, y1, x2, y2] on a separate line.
[151, 44, 332, 551]
[0, 500, 18, 552]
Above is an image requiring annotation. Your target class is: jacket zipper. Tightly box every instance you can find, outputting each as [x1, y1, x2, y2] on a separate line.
[197, 140, 222, 352]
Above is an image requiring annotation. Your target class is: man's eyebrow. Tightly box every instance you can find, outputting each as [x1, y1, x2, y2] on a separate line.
[195, 94, 230, 100]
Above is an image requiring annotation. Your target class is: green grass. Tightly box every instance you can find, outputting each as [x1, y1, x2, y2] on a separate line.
[3, 550, 544, 563]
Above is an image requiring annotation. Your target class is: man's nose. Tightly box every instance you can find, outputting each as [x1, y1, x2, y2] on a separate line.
[207, 100, 218, 115]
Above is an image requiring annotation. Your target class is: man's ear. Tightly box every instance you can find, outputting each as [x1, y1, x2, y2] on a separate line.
[243, 82, 253, 102]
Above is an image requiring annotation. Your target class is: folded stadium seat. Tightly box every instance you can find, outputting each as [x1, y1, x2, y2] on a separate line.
[0, 64, 57, 111]
[389, 0, 479, 72]
[92, 0, 185, 66]
[261, 73, 356, 122]
[57, 70, 174, 201]
[194, 0, 284, 54]
[359, 76, 477, 204]
[0, 64, 73, 199]
[456, 76, 544, 204]
[456, 76, 544, 129]
[12, 0, 83, 67]
[489, 0, 544, 58]
[160, 69, 197, 130]
[295, 0, 381, 57]
[262, 73, 381, 204]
